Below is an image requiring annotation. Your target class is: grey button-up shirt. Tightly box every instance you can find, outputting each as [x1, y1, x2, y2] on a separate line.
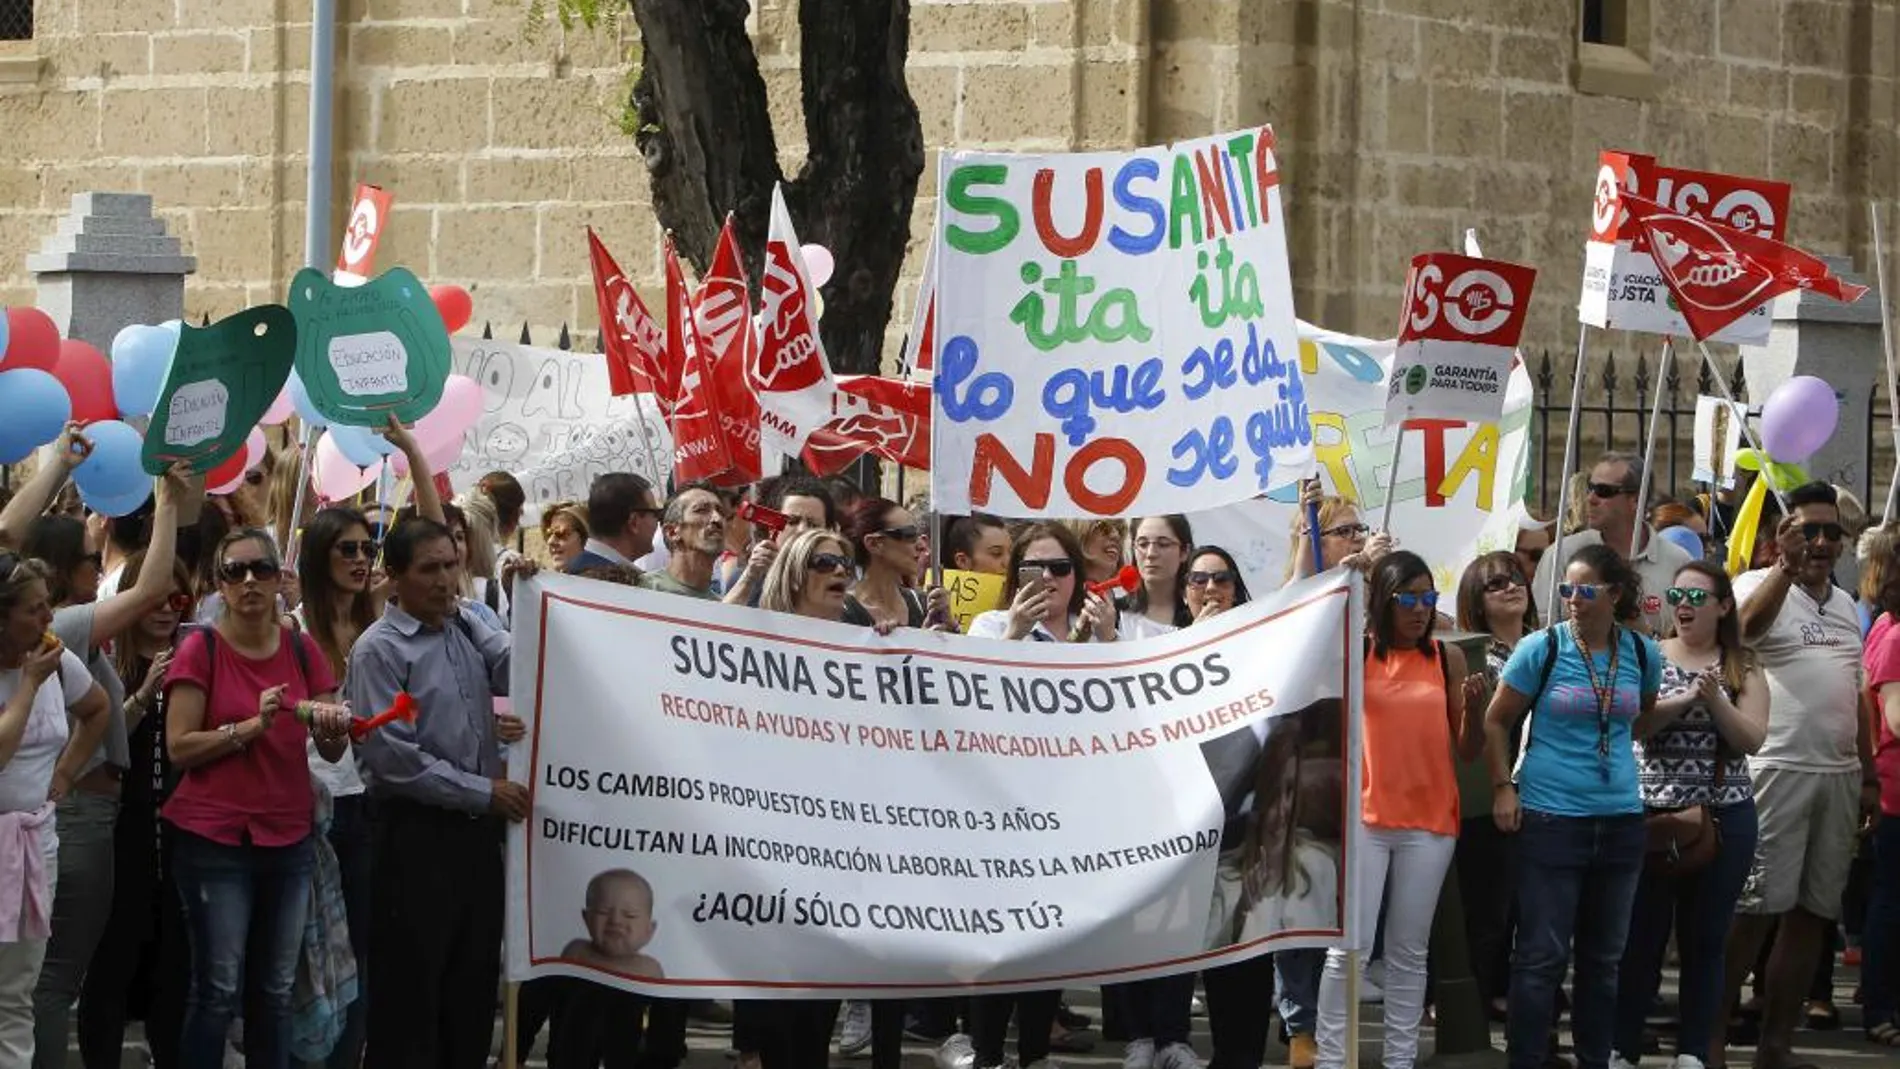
[348, 601, 511, 814]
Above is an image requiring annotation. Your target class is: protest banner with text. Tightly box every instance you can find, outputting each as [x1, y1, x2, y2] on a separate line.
[505, 571, 1362, 997]
[932, 126, 1312, 519]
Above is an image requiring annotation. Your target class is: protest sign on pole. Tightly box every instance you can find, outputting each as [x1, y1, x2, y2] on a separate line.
[505, 570, 1362, 996]
[142, 306, 298, 475]
[932, 126, 1313, 519]
[1692, 394, 1745, 489]
[446, 338, 674, 523]
[287, 265, 453, 426]
[1186, 320, 1534, 596]
[1577, 151, 1792, 346]
[334, 184, 393, 287]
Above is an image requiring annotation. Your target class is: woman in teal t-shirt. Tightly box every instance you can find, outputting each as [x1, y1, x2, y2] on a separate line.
[1482, 543, 1666, 1069]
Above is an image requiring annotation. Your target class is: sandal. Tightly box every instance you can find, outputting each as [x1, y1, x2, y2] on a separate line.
[1805, 1001, 1841, 1031]
[1867, 1021, 1900, 1047]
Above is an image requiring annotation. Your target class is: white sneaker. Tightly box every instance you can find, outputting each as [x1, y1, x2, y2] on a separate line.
[1154, 1042, 1204, 1069]
[838, 1000, 873, 1056]
[1190, 994, 1206, 1016]
[1608, 1054, 1638, 1069]
[1124, 1038, 1157, 1069]
[937, 1033, 977, 1069]
[1673, 1057, 1705, 1069]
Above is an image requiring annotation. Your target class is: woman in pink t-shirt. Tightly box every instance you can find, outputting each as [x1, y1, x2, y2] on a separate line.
[160, 528, 350, 1069]
[1856, 524, 1900, 1048]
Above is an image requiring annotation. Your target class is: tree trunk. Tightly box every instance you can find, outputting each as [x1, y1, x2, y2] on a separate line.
[627, 0, 923, 376]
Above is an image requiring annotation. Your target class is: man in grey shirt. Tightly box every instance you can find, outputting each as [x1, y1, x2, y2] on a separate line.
[349, 517, 528, 1069]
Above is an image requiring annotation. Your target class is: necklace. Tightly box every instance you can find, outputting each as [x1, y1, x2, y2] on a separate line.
[1570, 619, 1621, 782]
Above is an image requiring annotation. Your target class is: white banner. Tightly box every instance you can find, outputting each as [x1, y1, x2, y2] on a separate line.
[1692, 394, 1745, 488]
[505, 571, 1362, 997]
[1188, 322, 1533, 595]
[932, 126, 1313, 520]
[446, 339, 673, 523]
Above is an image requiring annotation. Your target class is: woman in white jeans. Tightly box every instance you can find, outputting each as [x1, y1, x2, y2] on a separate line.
[1316, 551, 1483, 1069]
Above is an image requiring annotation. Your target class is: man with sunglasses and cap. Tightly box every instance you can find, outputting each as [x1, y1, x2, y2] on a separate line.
[1709, 481, 1879, 1069]
[1532, 452, 1694, 634]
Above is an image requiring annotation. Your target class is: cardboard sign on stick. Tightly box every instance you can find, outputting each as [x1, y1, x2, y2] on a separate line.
[141, 306, 298, 475]
[288, 266, 452, 427]
[1385, 253, 1536, 427]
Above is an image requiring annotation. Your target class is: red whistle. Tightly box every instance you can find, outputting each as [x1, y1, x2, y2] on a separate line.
[1087, 565, 1140, 598]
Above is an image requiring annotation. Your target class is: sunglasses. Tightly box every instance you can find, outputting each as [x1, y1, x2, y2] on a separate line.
[334, 539, 380, 561]
[880, 525, 923, 542]
[1799, 522, 1845, 543]
[1187, 569, 1237, 587]
[1392, 590, 1439, 610]
[1588, 482, 1632, 499]
[1024, 558, 1075, 578]
[1558, 582, 1602, 601]
[1665, 587, 1712, 607]
[165, 592, 194, 613]
[218, 559, 282, 585]
[810, 552, 853, 575]
[1322, 522, 1371, 539]
[1484, 573, 1528, 593]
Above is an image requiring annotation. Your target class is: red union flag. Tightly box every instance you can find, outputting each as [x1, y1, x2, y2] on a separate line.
[586, 228, 667, 398]
[801, 376, 931, 476]
[665, 238, 735, 484]
[336, 184, 394, 282]
[1619, 192, 1868, 342]
[751, 186, 837, 455]
[695, 217, 761, 484]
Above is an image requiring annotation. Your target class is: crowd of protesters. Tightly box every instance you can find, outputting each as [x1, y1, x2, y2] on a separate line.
[0, 424, 1893, 1069]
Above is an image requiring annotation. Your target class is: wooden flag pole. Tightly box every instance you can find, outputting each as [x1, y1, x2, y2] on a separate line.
[1545, 328, 1592, 617]
[627, 391, 670, 489]
[1628, 339, 1675, 557]
[502, 980, 520, 1069]
[1378, 421, 1407, 534]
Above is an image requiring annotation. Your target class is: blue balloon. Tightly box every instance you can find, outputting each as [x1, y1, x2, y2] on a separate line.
[328, 423, 396, 467]
[1659, 525, 1704, 562]
[81, 481, 153, 519]
[0, 308, 10, 359]
[110, 323, 179, 420]
[287, 370, 329, 429]
[0, 368, 73, 464]
[72, 420, 148, 500]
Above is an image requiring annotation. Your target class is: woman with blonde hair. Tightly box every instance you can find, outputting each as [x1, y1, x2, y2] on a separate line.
[1287, 485, 1388, 582]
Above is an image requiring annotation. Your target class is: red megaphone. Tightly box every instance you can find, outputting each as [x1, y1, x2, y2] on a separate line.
[1087, 565, 1140, 598]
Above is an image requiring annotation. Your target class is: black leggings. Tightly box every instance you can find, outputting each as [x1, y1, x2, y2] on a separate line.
[970, 989, 1061, 1068]
[1111, 972, 1196, 1047]
[1204, 956, 1274, 1069]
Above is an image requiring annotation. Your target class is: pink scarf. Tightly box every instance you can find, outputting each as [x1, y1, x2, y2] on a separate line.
[0, 803, 56, 942]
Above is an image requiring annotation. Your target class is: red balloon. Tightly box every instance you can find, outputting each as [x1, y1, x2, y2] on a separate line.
[205, 446, 248, 493]
[430, 284, 473, 334]
[2, 307, 62, 372]
[52, 339, 116, 424]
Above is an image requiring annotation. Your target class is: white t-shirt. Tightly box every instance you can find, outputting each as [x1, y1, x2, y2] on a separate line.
[1533, 526, 1695, 634]
[966, 610, 1131, 643]
[290, 608, 366, 798]
[0, 651, 92, 816]
[1118, 611, 1179, 642]
[1732, 569, 1863, 773]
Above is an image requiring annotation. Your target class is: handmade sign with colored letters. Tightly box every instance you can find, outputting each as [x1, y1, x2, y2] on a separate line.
[288, 266, 453, 427]
[931, 126, 1312, 519]
[1384, 253, 1536, 427]
[141, 306, 298, 475]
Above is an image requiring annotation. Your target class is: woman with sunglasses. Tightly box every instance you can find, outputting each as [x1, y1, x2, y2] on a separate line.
[77, 550, 195, 1068]
[1484, 544, 1668, 1069]
[541, 503, 590, 573]
[1611, 561, 1767, 1069]
[1315, 551, 1478, 1069]
[292, 506, 383, 1069]
[162, 529, 353, 1069]
[19, 466, 190, 1067]
[1122, 516, 1194, 639]
[1452, 551, 1539, 1020]
[842, 498, 939, 631]
[1858, 522, 1900, 1049]
[0, 552, 110, 1063]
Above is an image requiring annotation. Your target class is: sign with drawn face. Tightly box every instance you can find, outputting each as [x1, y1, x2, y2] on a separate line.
[141, 306, 298, 475]
[288, 266, 452, 426]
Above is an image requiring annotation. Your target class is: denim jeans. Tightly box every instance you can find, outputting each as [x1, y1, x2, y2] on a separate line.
[1613, 800, 1758, 1063]
[33, 789, 119, 1069]
[315, 794, 371, 1069]
[1506, 810, 1645, 1069]
[1863, 816, 1900, 1029]
[174, 829, 314, 1069]
[1275, 948, 1324, 1035]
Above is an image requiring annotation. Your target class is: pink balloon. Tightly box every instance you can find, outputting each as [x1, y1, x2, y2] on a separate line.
[312, 430, 383, 502]
[391, 374, 482, 474]
[801, 244, 834, 288]
[261, 387, 296, 426]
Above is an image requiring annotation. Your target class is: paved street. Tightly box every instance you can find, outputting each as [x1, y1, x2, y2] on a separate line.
[75, 955, 1893, 1068]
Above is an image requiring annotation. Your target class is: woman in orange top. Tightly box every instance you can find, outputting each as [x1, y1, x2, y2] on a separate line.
[1315, 550, 1483, 1069]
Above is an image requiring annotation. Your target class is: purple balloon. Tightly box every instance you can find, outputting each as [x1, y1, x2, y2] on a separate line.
[1758, 375, 1839, 463]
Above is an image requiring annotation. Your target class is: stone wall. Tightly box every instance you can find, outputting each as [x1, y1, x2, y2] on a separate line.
[0, 0, 1893, 363]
